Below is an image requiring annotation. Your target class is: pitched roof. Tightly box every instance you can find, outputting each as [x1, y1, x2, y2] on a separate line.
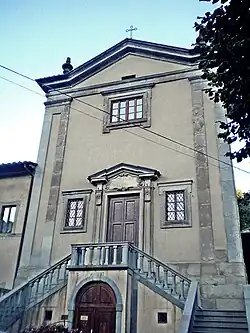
[0, 161, 37, 179]
[36, 38, 199, 93]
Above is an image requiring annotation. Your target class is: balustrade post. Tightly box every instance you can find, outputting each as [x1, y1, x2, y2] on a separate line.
[42, 275, 47, 295]
[72, 247, 78, 266]
[121, 244, 129, 265]
[63, 262, 68, 281]
[88, 246, 94, 265]
[100, 246, 105, 265]
[180, 279, 185, 300]
[82, 246, 87, 266]
[155, 264, 160, 283]
[104, 246, 109, 265]
[147, 259, 152, 278]
[112, 245, 118, 265]
[164, 269, 169, 288]
[56, 264, 61, 283]
[172, 275, 177, 294]
[49, 270, 54, 288]
[97, 246, 102, 265]
[34, 279, 40, 300]
[139, 254, 144, 272]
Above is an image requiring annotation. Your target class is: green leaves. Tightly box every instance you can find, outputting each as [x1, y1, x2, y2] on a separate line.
[195, 0, 250, 161]
[237, 191, 250, 231]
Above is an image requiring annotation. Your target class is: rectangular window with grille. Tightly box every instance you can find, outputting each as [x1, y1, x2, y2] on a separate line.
[110, 97, 143, 123]
[0, 205, 16, 233]
[165, 191, 185, 222]
[65, 198, 85, 228]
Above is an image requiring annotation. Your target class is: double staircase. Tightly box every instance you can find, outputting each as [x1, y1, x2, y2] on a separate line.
[0, 242, 248, 333]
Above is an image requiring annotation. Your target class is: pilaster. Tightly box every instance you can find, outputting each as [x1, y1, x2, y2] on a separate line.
[40, 99, 72, 267]
[17, 105, 55, 284]
[190, 78, 215, 262]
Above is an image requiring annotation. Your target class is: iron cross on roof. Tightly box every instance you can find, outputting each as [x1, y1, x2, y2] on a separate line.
[126, 25, 138, 39]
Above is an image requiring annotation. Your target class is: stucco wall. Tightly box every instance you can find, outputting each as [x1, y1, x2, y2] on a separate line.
[17, 53, 245, 310]
[28, 59, 232, 268]
[0, 176, 31, 289]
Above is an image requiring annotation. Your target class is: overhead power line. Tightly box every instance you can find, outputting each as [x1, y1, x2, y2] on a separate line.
[0, 63, 250, 176]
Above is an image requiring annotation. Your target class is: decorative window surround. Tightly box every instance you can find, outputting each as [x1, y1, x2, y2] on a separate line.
[88, 163, 161, 253]
[61, 189, 92, 233]
[0, 202, 20, 235]
[158, 180, 193, 228]
[102, 88, 152, 133]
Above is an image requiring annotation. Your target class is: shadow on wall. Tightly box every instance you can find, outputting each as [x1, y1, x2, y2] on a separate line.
[242, 232, 250, 284]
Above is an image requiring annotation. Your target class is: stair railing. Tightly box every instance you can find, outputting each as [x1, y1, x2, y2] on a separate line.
[128, 244, 192, 305]
[178, 281, 200, 333]
[0, 288, 11, 298]
[0, 255, 71, 331]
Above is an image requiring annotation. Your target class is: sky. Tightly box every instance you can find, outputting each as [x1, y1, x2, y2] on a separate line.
[0, 0, 249, 191]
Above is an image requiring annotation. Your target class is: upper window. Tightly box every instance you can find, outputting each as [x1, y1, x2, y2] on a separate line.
[111, 97, 143, 123]
[165, 191, 185, 222]
[102, 88, 152, 133]
[0, 205, 16, 233]
[65, 198, 85, 229]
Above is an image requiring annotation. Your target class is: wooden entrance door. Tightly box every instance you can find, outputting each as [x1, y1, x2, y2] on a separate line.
[107, 195, 139, 246]
[74, 283, 116, 333]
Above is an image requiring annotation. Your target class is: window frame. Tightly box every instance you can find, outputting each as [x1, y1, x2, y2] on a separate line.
[110, 96, 144, 123]
[165, 190, 186, 222]
[61, 190, 92, 233]
[0, 203, 18, 234]
[158, 180, 193, 228]
[102, 88, 152, 133]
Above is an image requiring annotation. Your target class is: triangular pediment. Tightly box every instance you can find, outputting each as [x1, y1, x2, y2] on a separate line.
[88, 163, 160, 186]
[36, 39, 198, 93]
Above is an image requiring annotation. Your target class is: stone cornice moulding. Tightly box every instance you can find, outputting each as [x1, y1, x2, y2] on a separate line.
[36, 38, 199, 93]
[45, 68, 200, 101]
[88, 163, 161, 187]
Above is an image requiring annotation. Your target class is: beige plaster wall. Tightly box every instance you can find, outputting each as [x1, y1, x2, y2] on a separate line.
[30, 55, 231, 290]
[33, 72, 229, 268]
[48, 78, 204, 264]
[74, 54, 188, 88]
[21, 287, 67, 329]
[137, 284, 182, 333]
[0, 176, 31, 289]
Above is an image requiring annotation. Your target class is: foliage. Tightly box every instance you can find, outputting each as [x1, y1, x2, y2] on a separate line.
[22, 325, 80, 333]
[194, 0, 250, 161]
[237, 191, 250, 231]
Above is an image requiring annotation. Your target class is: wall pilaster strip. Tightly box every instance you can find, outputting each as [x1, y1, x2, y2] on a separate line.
[18, 107, 54, 276]
[40, 101, 71, 266]
[214, 103, 244, 263]
[190, 79, 215, 262]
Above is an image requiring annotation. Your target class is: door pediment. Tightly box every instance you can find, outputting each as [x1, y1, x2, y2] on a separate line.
[88, 163, 160, 189]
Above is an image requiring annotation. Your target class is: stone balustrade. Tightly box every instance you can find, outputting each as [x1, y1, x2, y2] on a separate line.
[70, 242, 191, 302]
[0, 255, 71, 331]
[70, 242, 130, 268]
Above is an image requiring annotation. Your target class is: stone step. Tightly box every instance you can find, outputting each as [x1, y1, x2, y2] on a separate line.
[193, 321, 248, 329]
[193, 330, 248, 333]
[195, 316, 247, 323]
[196, 310, 247, 318]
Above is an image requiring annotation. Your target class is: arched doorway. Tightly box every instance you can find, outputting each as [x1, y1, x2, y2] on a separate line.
[74, 282, 116, 333]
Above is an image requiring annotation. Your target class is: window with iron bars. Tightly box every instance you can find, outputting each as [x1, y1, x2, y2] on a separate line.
[65, 198, 85, 228]
[165, 191, 185, 222]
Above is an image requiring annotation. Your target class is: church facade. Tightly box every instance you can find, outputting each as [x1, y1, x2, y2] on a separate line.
[0, 38, 247, 333]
